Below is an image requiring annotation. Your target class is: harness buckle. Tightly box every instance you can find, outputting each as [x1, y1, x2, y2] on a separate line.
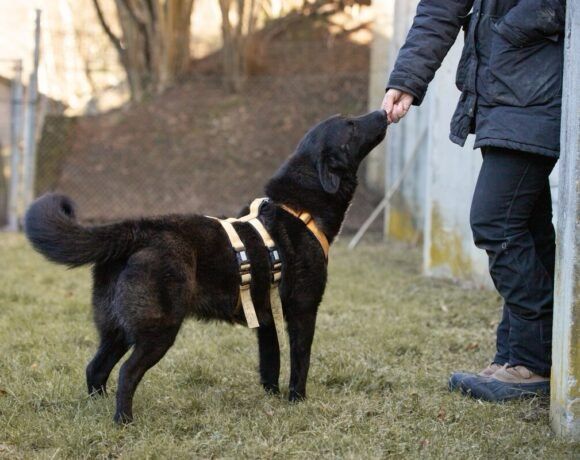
[269, 248, 282, 284]
[236, 250, 250, 270]
[240, 272, 252, 287]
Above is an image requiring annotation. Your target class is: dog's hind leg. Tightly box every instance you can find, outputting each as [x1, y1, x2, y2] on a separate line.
[257, 323, 280, 394]
[114, 325, 180, 424]
[86, 327, 130, 396]
[287, 312, 317, 402]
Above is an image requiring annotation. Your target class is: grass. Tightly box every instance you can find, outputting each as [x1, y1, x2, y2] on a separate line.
[0, 233, 577, 459]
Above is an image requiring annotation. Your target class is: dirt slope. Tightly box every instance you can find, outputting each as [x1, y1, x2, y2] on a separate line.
[55, 18, 380, 232]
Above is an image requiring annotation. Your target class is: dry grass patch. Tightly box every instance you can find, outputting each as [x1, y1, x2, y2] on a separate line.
[0, 234, 577, 458]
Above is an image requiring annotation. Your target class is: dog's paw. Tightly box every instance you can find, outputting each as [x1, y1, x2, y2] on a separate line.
[88, 384, 107, 397]
[262, 383, 280, 395]
[288, 390, 306, 403]
[113, 411, 134, 425]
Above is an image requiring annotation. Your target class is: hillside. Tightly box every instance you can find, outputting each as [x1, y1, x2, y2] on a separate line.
[41, 16, 380, 232]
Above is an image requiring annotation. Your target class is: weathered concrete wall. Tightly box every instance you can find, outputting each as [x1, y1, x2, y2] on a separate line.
[364, 0, 394, 193]
[380, 0, 560, 288]
[551, 0, 579, 439]
[421, 35, 490, 287]
[384, 0, 428, 243]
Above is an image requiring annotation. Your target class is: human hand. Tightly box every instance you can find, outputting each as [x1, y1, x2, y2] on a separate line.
[381, 89, 414, 124]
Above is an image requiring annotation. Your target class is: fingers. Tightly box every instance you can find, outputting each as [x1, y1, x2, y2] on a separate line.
[385, 92, 413, 124]
[381, 91, 397, 123]
[391, 101, 409, 123]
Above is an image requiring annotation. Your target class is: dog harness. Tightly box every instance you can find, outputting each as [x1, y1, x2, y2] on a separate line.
[209, 198, 329, 348]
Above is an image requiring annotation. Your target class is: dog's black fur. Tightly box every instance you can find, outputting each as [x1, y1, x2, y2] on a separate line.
[24, 110, 387, 423]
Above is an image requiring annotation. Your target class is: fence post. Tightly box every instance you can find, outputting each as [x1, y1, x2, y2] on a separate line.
[22, 9, 41, 212]
[550, 0, 579, 438]
[7, 60, 24, 231]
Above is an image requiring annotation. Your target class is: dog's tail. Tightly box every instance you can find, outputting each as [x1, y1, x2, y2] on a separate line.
[24, 193, 139, 267]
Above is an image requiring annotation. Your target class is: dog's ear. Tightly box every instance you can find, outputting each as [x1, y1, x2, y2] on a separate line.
[317, 150, 341, 194]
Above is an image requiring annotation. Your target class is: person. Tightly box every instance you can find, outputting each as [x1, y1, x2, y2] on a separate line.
[381, 0, 567, 402]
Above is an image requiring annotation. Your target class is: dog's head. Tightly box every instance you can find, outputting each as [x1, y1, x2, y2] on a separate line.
[295, 110, 388, 194]
[265, 110, 388, 239]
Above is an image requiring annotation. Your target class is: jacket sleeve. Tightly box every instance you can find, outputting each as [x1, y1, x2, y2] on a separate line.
[495, 0, 567, 47]
[387, 0, 475, 106]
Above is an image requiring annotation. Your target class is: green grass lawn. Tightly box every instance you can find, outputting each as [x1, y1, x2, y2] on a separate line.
[0, 233, 577, 459]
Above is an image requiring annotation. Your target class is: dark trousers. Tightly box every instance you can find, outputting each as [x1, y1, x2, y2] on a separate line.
[470, 147, 557, 377]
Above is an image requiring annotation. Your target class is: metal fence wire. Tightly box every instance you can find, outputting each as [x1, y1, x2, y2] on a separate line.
[2, 35, 375, 229]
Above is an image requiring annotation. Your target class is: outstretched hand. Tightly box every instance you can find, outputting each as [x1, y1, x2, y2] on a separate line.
[381, 89, 414, 124]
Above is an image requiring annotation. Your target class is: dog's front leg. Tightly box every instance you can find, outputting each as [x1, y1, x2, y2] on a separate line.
[287, 312, 317, 402]
[257, 323, 280, 394]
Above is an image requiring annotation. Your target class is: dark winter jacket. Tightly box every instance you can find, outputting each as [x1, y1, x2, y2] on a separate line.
[387, 0, 567, 158]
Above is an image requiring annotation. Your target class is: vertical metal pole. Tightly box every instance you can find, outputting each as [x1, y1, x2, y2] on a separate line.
[22, 9, 41, 211]
[8, 60, 24, 231]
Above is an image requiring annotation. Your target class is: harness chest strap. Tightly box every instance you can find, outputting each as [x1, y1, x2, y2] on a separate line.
[244, 210, 285, 348]
[211, 218, 260, 328]
[210, 198, 285, 348]
[210, 199, 329, 350]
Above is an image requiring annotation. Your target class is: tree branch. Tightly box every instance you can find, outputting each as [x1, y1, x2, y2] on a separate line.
[118, 0, 153, 71]
[119, 0, 148, 28]
[92, 0, 125, 58]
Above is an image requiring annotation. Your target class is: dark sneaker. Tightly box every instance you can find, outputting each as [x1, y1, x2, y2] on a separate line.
[461, 365, 550, 402]
[448, 363, 502, 392]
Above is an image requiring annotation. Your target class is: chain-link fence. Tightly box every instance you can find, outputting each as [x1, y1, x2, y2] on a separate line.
[0, 60, 23, 230]
[2, 9, 381, 232]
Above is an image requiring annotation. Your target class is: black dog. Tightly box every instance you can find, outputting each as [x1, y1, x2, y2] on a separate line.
[24, 110, 387, 423]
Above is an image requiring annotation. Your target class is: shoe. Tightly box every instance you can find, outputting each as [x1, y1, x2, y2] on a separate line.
[448, 363, 503, 392]
[461, 365, 550, 402]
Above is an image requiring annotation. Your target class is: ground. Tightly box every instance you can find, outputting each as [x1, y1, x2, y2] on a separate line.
[0, 234, 577, 459]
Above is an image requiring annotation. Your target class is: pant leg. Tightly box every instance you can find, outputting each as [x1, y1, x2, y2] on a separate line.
[470, 147, 557, 377]
[493, 304, 510, 365]
[493, 181, 554, 366]
[529, 181, 556, 280]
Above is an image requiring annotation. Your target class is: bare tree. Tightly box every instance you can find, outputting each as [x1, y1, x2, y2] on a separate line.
[92, 0, 195, 101]
[218, 0, 260, 92]
[217, 0, 368, 92]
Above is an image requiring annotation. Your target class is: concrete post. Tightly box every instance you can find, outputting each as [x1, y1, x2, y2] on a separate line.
[8, 60, 24, 231]
[550, 0, 580, 439]
[22, 9, 41, 211]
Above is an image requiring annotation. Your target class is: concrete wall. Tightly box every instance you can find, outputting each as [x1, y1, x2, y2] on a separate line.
[373, 0, 488, 285]
[368, 0, 578, 436]
[369, 0, 560, 287]
[384, 0, 428, 244]
[551, 0, 579, 438]
[365, 0, 394, 193]
[421, 36, 490, 286]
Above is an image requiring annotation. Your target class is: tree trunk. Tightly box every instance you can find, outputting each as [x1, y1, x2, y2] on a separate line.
[219, 0, 258, 92]
[93, 0, 195, 102]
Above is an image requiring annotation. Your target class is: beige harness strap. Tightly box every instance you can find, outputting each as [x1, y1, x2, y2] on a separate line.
[245, 199, 286, 349]
[209, 198, 286, 348]
[211, 218, 259, 328]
